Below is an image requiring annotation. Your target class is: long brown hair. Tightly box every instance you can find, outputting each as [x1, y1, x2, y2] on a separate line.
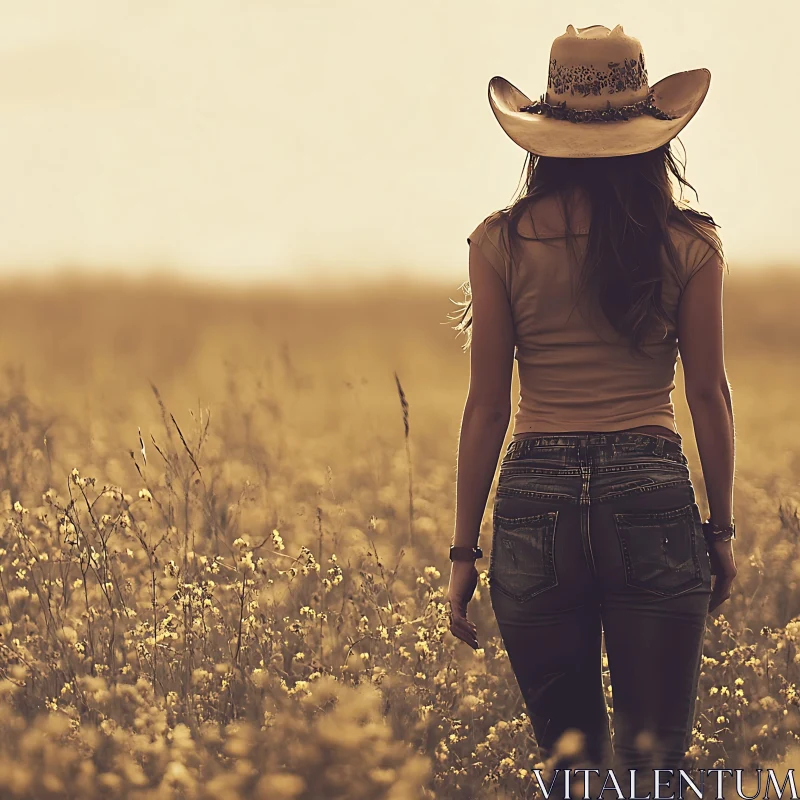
[451, 139, 726, 358]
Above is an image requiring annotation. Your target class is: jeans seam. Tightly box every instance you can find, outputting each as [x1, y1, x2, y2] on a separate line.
[496, 487, 575, 501]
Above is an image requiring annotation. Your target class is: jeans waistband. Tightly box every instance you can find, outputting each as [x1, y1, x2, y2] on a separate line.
[504, 431, 685, 461]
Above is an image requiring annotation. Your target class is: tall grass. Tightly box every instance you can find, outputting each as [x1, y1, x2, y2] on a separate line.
[394, 372, 414, 547]
[0, 272, 796, 798]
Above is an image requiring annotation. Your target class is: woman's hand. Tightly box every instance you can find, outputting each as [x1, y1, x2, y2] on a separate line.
[447, 560, 480, 649]
[708, 539, 737, 613]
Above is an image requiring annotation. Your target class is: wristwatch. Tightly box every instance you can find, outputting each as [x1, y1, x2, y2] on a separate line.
[702, 519, 736, 543]
[449, 545, 484, 562]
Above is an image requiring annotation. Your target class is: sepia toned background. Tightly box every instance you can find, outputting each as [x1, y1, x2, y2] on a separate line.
[0, 0, 798, 282]
[0, 2, 798, 798]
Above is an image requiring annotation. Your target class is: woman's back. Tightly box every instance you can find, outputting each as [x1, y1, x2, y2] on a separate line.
[467, 187, 725, 437]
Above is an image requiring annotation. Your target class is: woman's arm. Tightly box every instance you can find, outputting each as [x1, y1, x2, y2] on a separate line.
[452, 405, 511, 549]
[447, 237, 515, 649]
[451, 243, 515, 550]
[677, 246, 737, 611]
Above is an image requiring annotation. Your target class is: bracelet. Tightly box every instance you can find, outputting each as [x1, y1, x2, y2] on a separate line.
[702, 519, 735, 543]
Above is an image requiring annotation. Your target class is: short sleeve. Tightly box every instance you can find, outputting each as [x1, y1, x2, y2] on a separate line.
[467, 213, 511, 290]
[683, 231, 725, 289]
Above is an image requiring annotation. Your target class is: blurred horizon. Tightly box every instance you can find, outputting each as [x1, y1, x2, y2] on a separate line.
[0, 0, 795, 284]
[3, 260, 798, 293]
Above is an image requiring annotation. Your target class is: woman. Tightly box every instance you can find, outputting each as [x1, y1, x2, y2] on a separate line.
[446, 24, 737, 798]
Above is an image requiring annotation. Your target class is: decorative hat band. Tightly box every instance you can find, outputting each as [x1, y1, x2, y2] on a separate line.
[519, 91, 677, 124]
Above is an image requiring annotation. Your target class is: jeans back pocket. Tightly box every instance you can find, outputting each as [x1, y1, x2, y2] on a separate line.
[489, 510, 558, 602]
[613, 502, 706, 597]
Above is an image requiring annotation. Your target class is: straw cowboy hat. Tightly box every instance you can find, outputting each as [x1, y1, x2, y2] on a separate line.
[488, 24, 711, 158]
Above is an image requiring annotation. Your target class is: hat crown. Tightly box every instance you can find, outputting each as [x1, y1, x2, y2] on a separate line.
[545, 24, 649, 111]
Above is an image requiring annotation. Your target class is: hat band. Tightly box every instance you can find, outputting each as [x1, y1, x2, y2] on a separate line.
[519, 91, 677, 124]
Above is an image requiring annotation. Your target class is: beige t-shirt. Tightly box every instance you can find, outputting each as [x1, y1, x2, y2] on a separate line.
[467, 189, 724, 436]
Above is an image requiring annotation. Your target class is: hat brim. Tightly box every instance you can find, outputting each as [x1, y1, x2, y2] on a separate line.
[488, 68, 711, 158]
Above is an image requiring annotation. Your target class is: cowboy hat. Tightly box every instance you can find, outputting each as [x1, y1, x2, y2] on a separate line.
[488, 24, 711, 158]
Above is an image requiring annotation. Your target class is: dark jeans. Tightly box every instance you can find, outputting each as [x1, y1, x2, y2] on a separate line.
[489, 432, 712, 798]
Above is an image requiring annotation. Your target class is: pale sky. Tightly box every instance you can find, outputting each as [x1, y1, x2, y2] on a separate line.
[0, 1, 795, 284]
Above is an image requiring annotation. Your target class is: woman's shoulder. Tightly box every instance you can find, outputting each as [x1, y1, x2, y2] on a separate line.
[670, 205, 721, 240]
[467, 209, 511, 255]
[468, 208, 508, 238]
[467, 209, 512, 283]
[668, 205, 725, 284]
[470, 191, 591, 245]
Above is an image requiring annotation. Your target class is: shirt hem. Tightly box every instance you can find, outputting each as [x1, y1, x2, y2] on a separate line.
[512, 415, 678, 436]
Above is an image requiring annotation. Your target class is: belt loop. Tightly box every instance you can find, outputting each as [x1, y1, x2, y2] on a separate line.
[654, 436, 666, 456]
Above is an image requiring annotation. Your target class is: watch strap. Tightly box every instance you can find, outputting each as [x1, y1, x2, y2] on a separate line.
[449, 545, 484, 562]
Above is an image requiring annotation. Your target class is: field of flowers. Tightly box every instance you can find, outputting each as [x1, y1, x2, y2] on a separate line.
[0, 270, 798, 799]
